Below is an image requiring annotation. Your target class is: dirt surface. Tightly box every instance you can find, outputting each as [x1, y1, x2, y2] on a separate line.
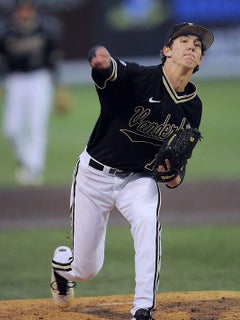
[0, 180, 239, 319]
[1, 291, 240, 320]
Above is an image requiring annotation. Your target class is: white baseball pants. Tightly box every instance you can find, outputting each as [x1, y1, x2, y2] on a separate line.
[54, 150, 162, 315]
[3, 69, 54, 174]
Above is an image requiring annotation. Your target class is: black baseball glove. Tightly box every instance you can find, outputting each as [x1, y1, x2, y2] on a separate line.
[153, 127, 202, 183]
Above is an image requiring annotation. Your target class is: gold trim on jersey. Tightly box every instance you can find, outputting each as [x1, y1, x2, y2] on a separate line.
[162, 69, 197, 104]
[94, 57, 118, 89]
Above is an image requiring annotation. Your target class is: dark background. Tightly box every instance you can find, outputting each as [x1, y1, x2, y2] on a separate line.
[1, 0, 239, 60]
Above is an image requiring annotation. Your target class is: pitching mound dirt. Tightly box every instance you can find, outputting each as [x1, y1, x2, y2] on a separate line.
[1, 291, 239, 320]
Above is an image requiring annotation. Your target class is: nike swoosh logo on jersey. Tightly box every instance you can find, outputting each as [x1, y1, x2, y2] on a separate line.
[149, 97, 161, 103]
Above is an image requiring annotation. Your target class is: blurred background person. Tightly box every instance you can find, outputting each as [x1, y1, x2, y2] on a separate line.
[0, 0, 63, 186]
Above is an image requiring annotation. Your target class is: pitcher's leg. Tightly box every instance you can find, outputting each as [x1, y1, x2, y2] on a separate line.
[116, 176, 162, 315]
[71, 190, 110, 281]
[53, 190, 109, 282]
[51, 157, 115, 307]
[52, 157, 114, 282]
[132, 219, 162, 314]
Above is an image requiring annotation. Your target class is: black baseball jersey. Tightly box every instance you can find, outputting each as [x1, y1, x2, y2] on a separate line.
[87, 58, 202, 173]
[0, 15, 62, 74]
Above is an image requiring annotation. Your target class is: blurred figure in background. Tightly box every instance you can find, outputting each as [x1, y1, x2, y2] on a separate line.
[0, 0, 63, 186]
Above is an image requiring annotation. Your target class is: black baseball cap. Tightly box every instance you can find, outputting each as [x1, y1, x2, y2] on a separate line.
[166, 22, 214, 51]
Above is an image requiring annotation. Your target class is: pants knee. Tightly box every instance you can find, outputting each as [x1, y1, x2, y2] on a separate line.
[71, 261, 103, 282]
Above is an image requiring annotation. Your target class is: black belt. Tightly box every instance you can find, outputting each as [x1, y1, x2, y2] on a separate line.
[89, 158, 133, 178]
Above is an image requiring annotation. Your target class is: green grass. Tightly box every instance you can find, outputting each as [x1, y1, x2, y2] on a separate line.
[0, 225, 239, 300]
[188, 78, 240, 180]
[0, 79, 240, 186]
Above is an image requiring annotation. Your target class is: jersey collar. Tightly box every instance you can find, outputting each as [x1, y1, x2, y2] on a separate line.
[162, 68, 197, 104]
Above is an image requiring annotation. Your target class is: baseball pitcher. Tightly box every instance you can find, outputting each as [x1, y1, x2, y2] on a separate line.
[50, 22, 214, 320]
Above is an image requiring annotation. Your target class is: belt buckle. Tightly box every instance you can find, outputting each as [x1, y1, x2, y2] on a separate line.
[109, 168, 125, 176]
[109, 168, 118, 175]
[109, 167, 132, 178]
[115, 172, 130, 178]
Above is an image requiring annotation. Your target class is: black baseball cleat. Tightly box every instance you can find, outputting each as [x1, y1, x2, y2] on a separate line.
[132, 308, 154, 320]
